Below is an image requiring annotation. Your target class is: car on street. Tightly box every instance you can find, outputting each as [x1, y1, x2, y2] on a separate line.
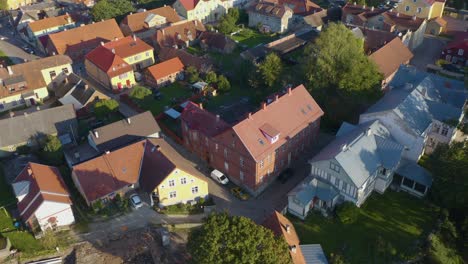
[22, 46, 34, 54]
[231, 187, 249, 201]
[277, 168, 294, 184]
[211, 169, 229, 185]
[130, 193, 143, 209]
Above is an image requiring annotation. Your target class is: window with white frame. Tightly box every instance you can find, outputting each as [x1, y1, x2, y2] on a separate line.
[458, 49, 464, 56]
[330, 162, 340, 173]
[417, 7, 422, 13]
[441, 126, 449, 136]
[260, 160, 264, 168]
[181, 178, 187, 184]
[405, 5, 410, 11]
[168, 180, 175, 187]
[191, 186, 198, 194]
[169, 191, 177, 198]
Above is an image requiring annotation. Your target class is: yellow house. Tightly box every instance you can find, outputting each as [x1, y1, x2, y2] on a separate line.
[0, 55, 72, 112]
[25, 14, 76, 51]
[173, 0, 233, 23]
[140, 138, 209, 207]
[396, 0, 445, 20]
[85, 44, 136, 91]
[6, 0, 35, 9]
[102, 36, 155, 71]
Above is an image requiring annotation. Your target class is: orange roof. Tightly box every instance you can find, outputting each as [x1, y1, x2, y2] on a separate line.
[13, 163, 72, 222]
[85, 46, 133, 78]
[101, 36, 153, 59]
[48, 19, 124, 56]
[72, 140, 146, 203]
[178, 0, 199, 11]
[262, 211, 306, 264]
[228, 85, 324, 161]
[147, 57, 184, 80]
[370, 38, 413, 78]
[28, 14, 75, 32]
[120, 6, 181, 33]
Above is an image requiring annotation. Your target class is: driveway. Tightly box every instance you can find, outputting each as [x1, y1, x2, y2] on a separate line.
[410, 36, 447, 70]
[0, 17, 40, 64]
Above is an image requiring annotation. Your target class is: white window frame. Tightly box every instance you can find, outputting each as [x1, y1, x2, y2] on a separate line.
[169, 191, 177, 198]
[191, 186, 199, 194]
[168, 179, 175, 187]
[180, 178, 187, 185]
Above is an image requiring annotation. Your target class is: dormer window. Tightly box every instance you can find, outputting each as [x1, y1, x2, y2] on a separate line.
[260, 123, 280, 144]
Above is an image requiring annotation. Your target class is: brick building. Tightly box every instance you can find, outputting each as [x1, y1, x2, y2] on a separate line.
[180, 85, 324, 196]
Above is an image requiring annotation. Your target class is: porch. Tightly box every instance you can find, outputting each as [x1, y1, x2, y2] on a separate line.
[395, 159, 432, 197]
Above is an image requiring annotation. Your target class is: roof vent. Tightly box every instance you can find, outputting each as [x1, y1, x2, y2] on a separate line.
[290, 245, 297, 253]
[396, 12, 400, 17]
[285, 224, 290, 233]
[342, 144, 348, 151]
[105, 150, 110, 154]
[27, 167, 33, 176]
[94, 131, 99, 138]
[111, 48, 115, 54]
[412, 15, 416, 21]
[367, 128, 372, 136]
[151, 145, 160, 152]
[127, 118, 131, 124]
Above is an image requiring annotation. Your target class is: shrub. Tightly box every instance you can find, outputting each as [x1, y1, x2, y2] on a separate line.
[435, 59, 449, 67]
[129, 85, 152, 103]
[94, 99, 119, 119]
[336, 202, 359, 224]
[40, 135, 63, 165]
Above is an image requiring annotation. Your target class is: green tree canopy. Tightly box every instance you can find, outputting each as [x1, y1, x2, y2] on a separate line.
[129, 85, 152, 103]
[94, 99, 119, 119]
[187, 212, 292, 264]
[91, 0, 134, 21]
[41, 135, 63, 165]
[205, 71, 217, 84]
[0, 0, 8, 10]
[217, 8, 240, 34]
[186, 66, 200, 83]
[216, 75, 231, 92]
[258, 53, 283, 88]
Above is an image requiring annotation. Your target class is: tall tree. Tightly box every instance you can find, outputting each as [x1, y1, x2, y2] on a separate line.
[187, 213, 292, 264]
[216, 75, 231, 92]
[303, 23, 381, 96]
[258, 53, 283, 88]
[91, 0, 134, 22]
[94, 98, 119, 119]
[41, 135, 63, 165]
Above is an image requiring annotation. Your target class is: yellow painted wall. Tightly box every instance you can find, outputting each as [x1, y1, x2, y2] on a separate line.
[396, 0, 444, 19]
[6, 0, 34, 9]
[122, 50, 155, 70]
[174, 0, 232, 22]
[0, 87, 49, 112]
[110, 71, 136, 90]
[430, 2, 445, 19]
[155, 169, 209, 206]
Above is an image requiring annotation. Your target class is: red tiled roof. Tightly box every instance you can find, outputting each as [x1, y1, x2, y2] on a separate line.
[13, 163, 72, 222]
[370, 37, 413, 79]
[230, 85, 323, 161]
[72, 140, 146, 203]
[147, 57, 184, 81]
[382, 11, 425, 31]
[179, 0, 200, 11]
[181, 102, 231, 137]
[155, 20, 205, 48]
[120, 6, 181, 33]
[199, 31, 235, 51]
[358, 27, 397, 53]
[29, 14, 75, 32]
[85, 45, 133, 78]
[262, 211, 305, 264]
[158, 47, 213, 71]
[279, 0, 322, 15]
[101, 36, 153, 59]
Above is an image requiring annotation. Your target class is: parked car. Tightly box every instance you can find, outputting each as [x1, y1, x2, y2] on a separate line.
[277, 168, 294, 184]
[129, 194, 143, 209]
[22, 46, 34, 54]
[211, 169, 229, 185]
[231, 187, 249, 201]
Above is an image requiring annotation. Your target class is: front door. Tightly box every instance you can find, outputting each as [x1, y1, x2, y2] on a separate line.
[126, 79, 131, 87]
[117, 82, 122, 90]
[30, 98, 36, 105]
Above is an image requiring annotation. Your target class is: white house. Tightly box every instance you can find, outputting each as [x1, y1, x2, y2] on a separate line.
[360, 65, 467, 162]
[288, 120, 432, 220]
[12, 163, 75, 232]
[56, 73, 109, 110]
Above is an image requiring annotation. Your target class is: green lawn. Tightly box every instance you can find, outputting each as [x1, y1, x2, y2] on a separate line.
[230, 29, 277, 48]
[140, 82, 193, 115]
[292, 191, 438, 263]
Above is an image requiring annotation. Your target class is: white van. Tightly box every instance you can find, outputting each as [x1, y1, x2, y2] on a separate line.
[211, 169, 229, 185]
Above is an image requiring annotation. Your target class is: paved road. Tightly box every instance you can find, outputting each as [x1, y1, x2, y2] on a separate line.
[0, 16, 40, 64]
[410, 36, 447, 71]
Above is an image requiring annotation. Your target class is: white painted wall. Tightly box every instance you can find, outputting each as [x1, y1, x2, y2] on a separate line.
[34, 201, 75, 230]
[287, 196, 308, 220]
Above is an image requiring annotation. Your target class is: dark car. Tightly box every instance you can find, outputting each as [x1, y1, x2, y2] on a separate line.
[277, 168, 294, 184]
[442, 63, 463, 74]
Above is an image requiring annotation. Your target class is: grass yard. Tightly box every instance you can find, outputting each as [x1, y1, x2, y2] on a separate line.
[140, 82, 193, 115]
[292, 191, 438, 263]
[0, 49, 13, 66]
[230, 29, 277, 48]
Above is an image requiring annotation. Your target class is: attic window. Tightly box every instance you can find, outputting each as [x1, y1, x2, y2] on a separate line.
[260, 123, 280, 144]
[258, 139, 265, 145]
[301, 108, 307, 115]
[122, 167, 127, 173]
[307, 104, 312, 111]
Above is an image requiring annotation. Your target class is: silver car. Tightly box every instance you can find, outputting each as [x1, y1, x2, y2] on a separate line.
[130, 194, 143, 209]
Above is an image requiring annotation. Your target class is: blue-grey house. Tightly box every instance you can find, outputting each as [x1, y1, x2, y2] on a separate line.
[360, 65, 467, 162]
[288, 120, 432, 219]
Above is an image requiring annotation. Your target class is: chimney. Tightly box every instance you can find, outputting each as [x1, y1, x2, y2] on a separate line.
[262, 102, 266, 110]
[275, 94, 279, 101]
[64, 77, 68, 83]
[396, 12, 400, 17]
[105, 150, 110, 154]
[94, 131, 99, 138]
[162, 29, 165, 35]
[248, 112, 252, 119]
[127, 117, 131, 124]
[84, 84, 89, 90]
[287, 87, 292, 95]
[151, 145, 161, 152]
[23, 58, 28, 63]
[9, 111, 14, 118]
[27, 167, 33, 176]
[412, 15, 416, 20]
[363, 4, 366, 9]
[112, 66, 116, 71]
[111, 48, 115, 54]
[133, 34, 137, 41]
[199, 103, 203, 110]
[7, 66, 13, 75]
[100, 41, 104, 46]
[371, 6, 374, 11]
[367, 128, 372, 136]
[353, 1, 356, 5]
[194, 20, 198, 26]
[216, 114, 220, 121]
[24, 112, 28, 117]
[285, 224, 290, 233]
[36, 106, 40, 111]
[52, 51, 56, 55]
[342, 144, 348, 151]
[290, 245, 297, 253]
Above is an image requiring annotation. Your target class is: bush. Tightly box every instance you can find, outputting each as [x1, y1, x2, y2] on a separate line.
[94, 99, 119, 119]
[40, 135, 63, 165]
[436, 59, 449, 67]
[336, 202, 359, 224]
[186, 66, 200, 83]
[217, 75, 231, 92]
[16, 145, 31, 155]
[129, 85, 152, 103]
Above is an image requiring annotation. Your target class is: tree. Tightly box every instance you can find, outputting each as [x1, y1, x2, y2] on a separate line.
[303, 23, 381, 95]
[336, 202, 360, 224]
[216, 75, 231, 92]
[94, 99, 119, 119]
[91, 0, 134, 22]
[329, 252, 347, 264]
[217, 8, 240, 34]
[0, 0, 8, 10]
[205, 71, 217, 84]
[228, 8, 240, 22]
[129, 85, 152, 103]
[258, 53, 283, 87]
[186, 66, 200, 83]
[41, 135, 63, 165]
[187, 212, 292, 264]
[41, 230, 58, 249]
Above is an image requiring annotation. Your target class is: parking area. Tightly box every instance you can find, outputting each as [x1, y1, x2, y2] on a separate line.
[410, 36, 447, 70]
